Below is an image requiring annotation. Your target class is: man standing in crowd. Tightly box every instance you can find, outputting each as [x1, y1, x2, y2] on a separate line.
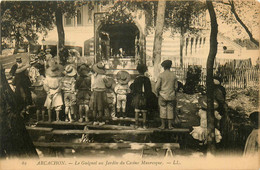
[9, 56, 22, 77]
[155, 60, 178, 129]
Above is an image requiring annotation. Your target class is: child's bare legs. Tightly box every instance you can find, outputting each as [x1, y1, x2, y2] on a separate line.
[117, 107, 121, 118]
[84, 105, 89, 122]
[55, 109, 60, 121]
[79, 105, 84, 122]
[65, 106, 69, 122]
[135, 110, 140, 128]
[168, 119, 173, 129]
[41, 109, 45, 121]
[36, 109, 40, 122]
[47, 109, 52, 122]
[142, 110, 147, 129]
[92, 110, 97, 124]
[69, 106, 75, 122]
[159, 119, 166, 129]
[122, 100, 126, 118]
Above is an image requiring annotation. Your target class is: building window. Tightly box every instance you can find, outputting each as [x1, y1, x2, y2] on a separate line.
[223, 46, 235, 54]
[65, 15, 73, 26]
[77, 9, 82, 25]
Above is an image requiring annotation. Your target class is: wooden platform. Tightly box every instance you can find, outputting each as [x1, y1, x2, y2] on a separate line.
[33, 142, 180, 150]
[49, 128, 190, 135]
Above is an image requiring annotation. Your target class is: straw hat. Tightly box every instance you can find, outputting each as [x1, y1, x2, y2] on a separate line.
[198, 96, 219, 110]
[45, 64, 64, 77]
[78, 63, 90, 77]
[92, 62, 106, 74]
[45, 48, 51, 53]
[116, 70, 131, 85]
[105, 77, 116, 89]
[15, 64, 30, 73]
[64, 65, 77, 77]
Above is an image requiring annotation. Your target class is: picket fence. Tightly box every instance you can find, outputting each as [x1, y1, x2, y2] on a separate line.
[171, 65, 259, 91]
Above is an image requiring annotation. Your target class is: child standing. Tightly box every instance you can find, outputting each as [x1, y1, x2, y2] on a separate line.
[62, 65, 77, 122]
[131, 64, 152, 129]
[190, 96, 222, 144]
[105, 77, 116, 121]
[89, 62, 108, 125]
[31, 75, 46, 121]
[155, 60, 178, 129]
[43, 63, 64, 122]
[76, 64, 92, 122]
[115, 71, 131, 118]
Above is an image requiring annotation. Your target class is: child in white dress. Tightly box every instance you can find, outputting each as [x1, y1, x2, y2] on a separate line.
[190, 96, 222, 144]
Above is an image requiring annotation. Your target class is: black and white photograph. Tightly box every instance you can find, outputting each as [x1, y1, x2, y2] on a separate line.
[0, 0, 259, 169]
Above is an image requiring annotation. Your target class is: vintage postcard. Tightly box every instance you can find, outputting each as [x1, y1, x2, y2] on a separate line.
[0, 0, 259, 169]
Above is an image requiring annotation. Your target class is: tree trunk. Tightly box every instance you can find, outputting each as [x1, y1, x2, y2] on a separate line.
[206, 0, 218, 154]
[180, 27, 184, 68]
[55, 7, 65, 63]
[229, 0, 259, 47]
[152, 0, 166, 81]
[0, 64, 38, 158]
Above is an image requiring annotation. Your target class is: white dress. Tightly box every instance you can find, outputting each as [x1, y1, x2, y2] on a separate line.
[190, 109, 222, 143]
[44, 76, 63, 109]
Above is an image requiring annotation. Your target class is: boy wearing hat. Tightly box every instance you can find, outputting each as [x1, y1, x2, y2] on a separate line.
[89, 62, 108, 125]
[115, 71, 131, 118]
[43, 63, 64, 122]
[62, 65, 77, 122]
[75, 64, 92, 122]
[155, 60, 178, 129]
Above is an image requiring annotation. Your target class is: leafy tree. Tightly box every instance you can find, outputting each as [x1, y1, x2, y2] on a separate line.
[216, 0, 259, 47]
[1, 1, 54, 53]
[165, 1, 206, 67]
[1, 1, 84, 59]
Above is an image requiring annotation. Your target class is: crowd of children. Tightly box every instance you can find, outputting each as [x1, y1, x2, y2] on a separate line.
[20, 50, 159, 128]
[12, 50, 225, 140]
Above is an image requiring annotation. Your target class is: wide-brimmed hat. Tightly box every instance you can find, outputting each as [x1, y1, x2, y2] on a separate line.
[116, 70, 131, 85]
[64, 65, 77, 77]
[161, 60, 172, 68]
[198, 96, 219, 110]
[46, 64, 64, 77]
[105, 77, 116, 89]
[16, 57, 22, 63]
[15, 64, 30, 73]
[92, 62, 106, 74]
[45, 48, 51, 53]
[78, 63, 90, 77]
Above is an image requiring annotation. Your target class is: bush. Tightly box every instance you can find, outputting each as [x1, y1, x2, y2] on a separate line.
[184, 65, 202, 94]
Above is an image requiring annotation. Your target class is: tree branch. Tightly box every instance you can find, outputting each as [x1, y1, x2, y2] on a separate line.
[230, 0, 259, 46]
[216, 1, 231, 6]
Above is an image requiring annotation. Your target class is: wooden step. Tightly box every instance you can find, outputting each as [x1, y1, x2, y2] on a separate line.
[26, 126, 53, 132]
[49, 128, 190, 135]
[33, 142, 180, 149]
